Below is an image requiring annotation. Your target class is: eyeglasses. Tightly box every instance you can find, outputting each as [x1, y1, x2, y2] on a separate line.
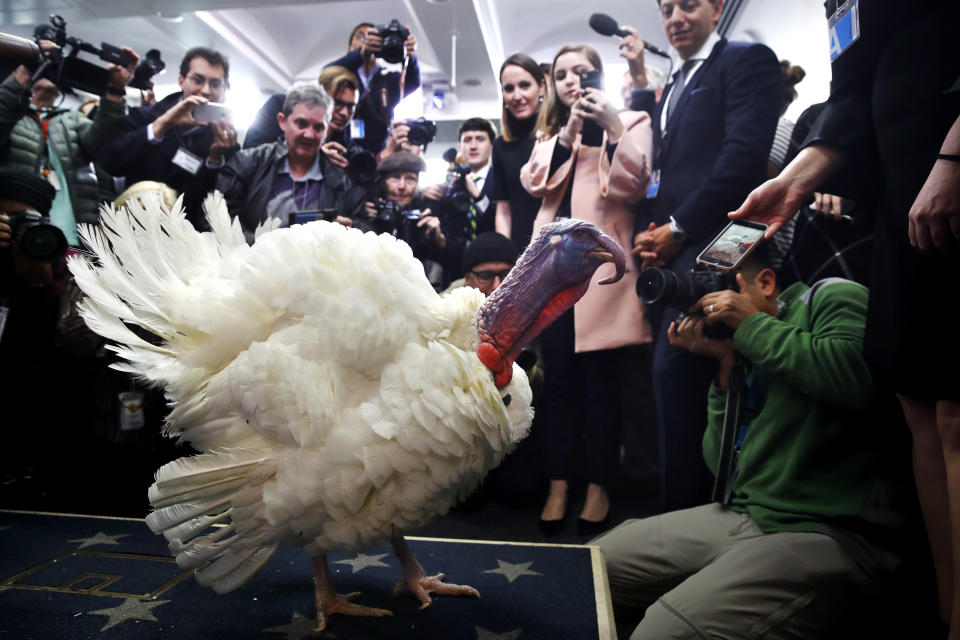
[185, 74, 225, 91]
[468, 268, 511, 284]
[333, 99, 357, 112]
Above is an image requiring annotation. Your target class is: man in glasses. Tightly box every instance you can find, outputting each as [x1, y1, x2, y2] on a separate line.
[243, 66, 360, 158]
[459, 232, 516, 296]
[360, 151, 467, 291]
[98, 47, 231, 225]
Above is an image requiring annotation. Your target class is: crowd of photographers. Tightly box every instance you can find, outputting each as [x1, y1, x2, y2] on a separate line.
[1, 1, 959, 637]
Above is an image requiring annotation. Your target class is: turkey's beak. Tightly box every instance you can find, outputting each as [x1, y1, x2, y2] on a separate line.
[592, 233, 625, 285]
[476, 221, 626, 389]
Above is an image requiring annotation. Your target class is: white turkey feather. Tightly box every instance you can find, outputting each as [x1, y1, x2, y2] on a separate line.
[70, 192, 536, 594]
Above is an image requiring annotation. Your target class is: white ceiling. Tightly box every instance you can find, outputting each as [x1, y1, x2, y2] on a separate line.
[1, 0, 831, 147]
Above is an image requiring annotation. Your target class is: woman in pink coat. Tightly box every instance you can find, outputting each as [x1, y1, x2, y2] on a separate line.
[521, 44, 653, 536]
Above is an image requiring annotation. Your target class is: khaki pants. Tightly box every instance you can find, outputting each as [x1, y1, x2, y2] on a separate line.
[592, 504, 880, 639]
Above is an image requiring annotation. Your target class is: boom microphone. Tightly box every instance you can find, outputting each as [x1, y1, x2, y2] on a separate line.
[588, 13, 671, 58]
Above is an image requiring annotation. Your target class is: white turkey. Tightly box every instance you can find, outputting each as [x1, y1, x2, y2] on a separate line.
[68, 193, 626, 630]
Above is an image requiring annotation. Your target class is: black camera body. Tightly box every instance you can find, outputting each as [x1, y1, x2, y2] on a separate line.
[637, 266, 735, 339]
[372, 198, 425, 243]
[441, 149, 473, 214]
[131, 48, 165, 91]
[375, 19, 410, 64]
[404, 117, 437, 147]
[344, 145, 378, 184]
[5, 209, 68, 262]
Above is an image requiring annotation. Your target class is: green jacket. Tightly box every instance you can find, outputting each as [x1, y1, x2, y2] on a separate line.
[704, 279, 911, 554]
[0, 74, 124, 226]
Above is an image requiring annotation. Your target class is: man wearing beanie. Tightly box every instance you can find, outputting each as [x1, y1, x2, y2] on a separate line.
[458, 231, 518, 296]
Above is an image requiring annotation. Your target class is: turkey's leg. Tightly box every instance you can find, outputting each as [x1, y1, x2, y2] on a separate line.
[390, 536, 481, 609]
[312, 554, 393, 631]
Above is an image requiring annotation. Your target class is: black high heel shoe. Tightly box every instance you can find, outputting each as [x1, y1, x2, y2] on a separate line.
[538, 511, 567, 535]
[576, 513, 611, 538]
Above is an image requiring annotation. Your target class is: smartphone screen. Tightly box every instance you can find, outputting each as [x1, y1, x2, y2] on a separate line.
[192, 102, 233, 124]
[696, 220, 768, 271]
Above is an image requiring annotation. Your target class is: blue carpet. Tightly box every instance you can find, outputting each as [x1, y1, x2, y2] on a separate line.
[0, 510, 615, 639]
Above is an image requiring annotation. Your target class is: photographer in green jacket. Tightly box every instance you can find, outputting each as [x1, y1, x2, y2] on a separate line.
[0, 40, 137, 246]
[595, 242, 917, 639]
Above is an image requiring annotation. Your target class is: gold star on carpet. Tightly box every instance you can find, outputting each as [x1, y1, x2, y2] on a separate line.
[475, 626, 523, 640]
[87, 597, 170, 631]
[67, 531, 131, 549]
[333, 552, 390, 574]
[482, 559, 542, 584]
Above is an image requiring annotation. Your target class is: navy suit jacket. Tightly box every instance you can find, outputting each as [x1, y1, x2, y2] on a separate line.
[637, 39, 783, 253]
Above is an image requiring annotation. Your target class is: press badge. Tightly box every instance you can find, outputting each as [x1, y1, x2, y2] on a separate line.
[172, 147, 203, 175]
[119, 390, 145, 431]
[350, 119, 365, 140]
[646, 169, 661, 199]
[828, 0, 860, 62]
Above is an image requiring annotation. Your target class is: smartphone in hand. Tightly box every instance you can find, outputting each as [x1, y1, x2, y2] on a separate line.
[696, 220, 769, 272]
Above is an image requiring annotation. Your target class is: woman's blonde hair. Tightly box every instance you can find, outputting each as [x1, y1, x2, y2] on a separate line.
[536, 44, 604, 139]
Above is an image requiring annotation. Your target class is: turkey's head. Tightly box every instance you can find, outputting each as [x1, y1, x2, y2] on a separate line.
[476, 219, 626, 388]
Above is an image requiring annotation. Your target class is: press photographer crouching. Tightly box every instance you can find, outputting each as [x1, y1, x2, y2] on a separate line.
[359, 151, 465, 289]
[595, 241, 918, 638]
[0, 170, 61, 480]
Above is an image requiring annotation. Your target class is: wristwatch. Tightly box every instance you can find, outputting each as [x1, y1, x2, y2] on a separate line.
[668, 216, 687, 243]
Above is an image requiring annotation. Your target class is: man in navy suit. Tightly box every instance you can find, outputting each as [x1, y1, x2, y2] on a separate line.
[624, 0, 783, 512]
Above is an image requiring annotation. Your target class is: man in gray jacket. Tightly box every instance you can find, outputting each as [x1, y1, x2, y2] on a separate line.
[0, 41, 138, 246]
[204, 82, 366, 242]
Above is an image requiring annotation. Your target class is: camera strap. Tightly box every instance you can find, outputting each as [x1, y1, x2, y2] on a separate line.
[711, 359, 763, 505]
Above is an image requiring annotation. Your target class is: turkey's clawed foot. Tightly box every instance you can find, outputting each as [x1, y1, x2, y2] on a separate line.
[393, 572, 481, 610]
[313, 554, 392, 631]
[313, 591, 393, 632]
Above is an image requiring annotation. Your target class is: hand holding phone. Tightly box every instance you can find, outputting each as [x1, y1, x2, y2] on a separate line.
[697, 220, 769, 271]
[192, 101, 233, 124]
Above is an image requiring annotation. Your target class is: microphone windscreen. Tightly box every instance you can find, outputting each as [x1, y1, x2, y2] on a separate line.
[588, 13, 621, 37]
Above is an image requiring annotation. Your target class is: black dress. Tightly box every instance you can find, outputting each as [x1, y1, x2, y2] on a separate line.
[489, 114, 542, 252]
[805, 0, 960, 400]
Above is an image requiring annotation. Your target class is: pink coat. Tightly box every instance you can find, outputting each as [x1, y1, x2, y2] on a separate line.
[521, 111, 653, 353]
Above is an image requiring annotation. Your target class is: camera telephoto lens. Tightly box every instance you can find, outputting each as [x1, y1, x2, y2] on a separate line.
[637, 267, 709, 310]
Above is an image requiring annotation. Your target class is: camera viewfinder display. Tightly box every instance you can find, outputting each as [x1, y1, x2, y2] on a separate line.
[697, 220, 768, 271]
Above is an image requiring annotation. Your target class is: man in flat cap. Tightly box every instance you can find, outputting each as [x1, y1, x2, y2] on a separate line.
[361, 150, 469, 290]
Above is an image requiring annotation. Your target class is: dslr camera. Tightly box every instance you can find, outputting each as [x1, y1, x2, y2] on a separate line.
[343, 145, 378, 184]
[4, 209, 68, 262]
[372, 198, 423, 242]
[439, 147, 473, 214]
[403, 117, 437, 148]
[637, 265, 736, 339]
[374, 19, 410, 65]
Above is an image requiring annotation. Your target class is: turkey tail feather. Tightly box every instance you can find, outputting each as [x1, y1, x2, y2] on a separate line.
[146, 449, 278, 592]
